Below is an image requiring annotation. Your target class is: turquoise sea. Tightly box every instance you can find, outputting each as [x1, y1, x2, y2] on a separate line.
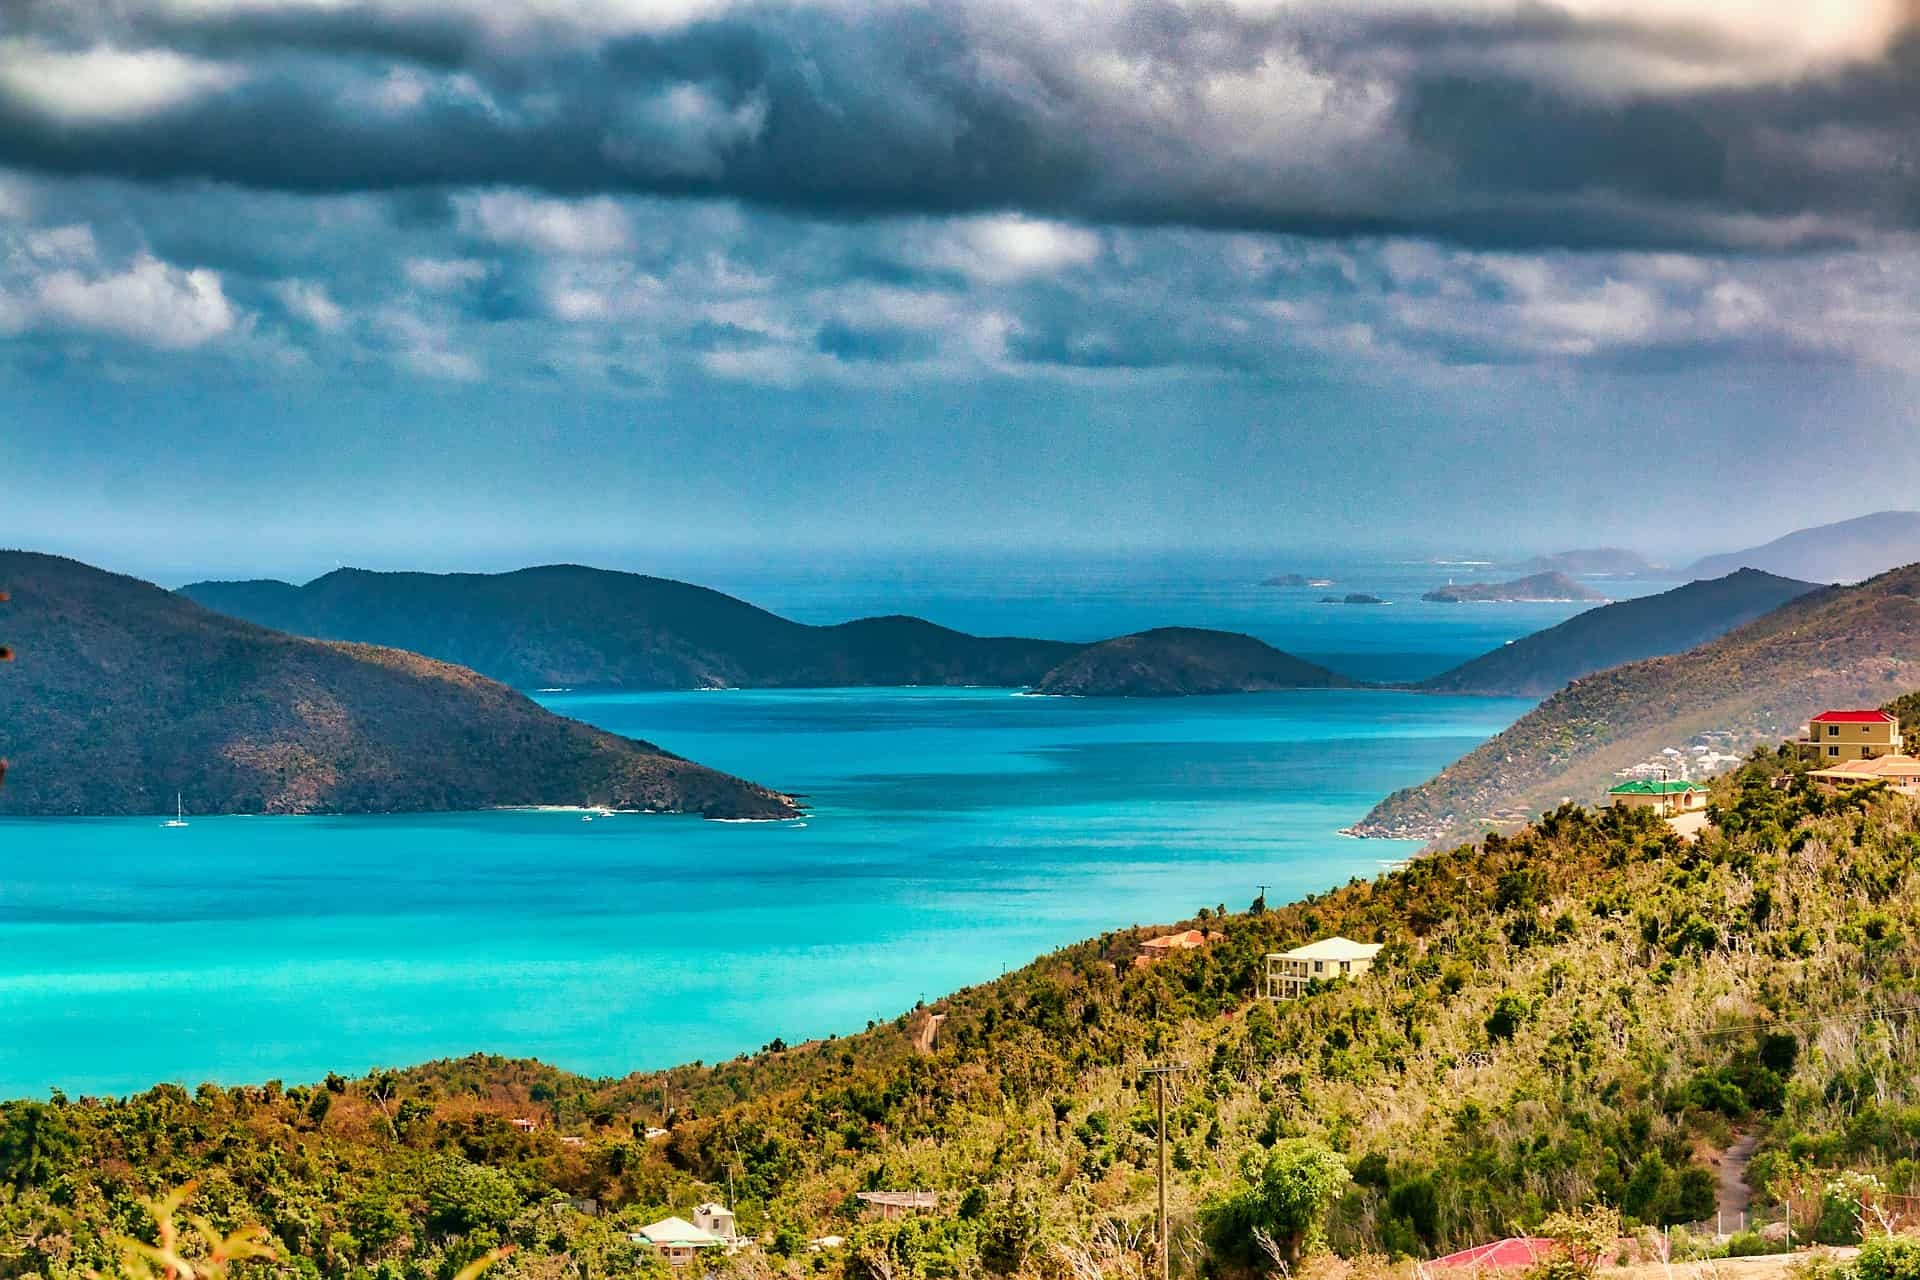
[0, 558, 1662, 1097]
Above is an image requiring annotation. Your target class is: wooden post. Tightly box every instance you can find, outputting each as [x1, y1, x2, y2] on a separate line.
[1143, 1064, 1182, 1280]
[1157, 1069, 1168, 1280]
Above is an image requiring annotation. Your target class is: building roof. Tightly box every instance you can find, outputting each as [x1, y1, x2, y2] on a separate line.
[1431, 1238, 1557, 1270]
[1811, 710, 1898, 724]
[1810, 754, 1920, 781]
[1608, 779, 1708, 795]
[1273, 936, 1383, 962]
[693, 1202, 732, 1216]
[1141, 929, 1223, 950]
[637, 1217, 724, 1247]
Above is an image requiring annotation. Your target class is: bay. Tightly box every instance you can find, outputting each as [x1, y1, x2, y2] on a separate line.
[0, 686, 1529, 1097]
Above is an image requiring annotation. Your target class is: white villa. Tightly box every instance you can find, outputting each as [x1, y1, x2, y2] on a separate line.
[1263, 936, 1383, 1000]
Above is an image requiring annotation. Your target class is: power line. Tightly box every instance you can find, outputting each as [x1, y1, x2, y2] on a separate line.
[1697, 1004, 1920, 1040]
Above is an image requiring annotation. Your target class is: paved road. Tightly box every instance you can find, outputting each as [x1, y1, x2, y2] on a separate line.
[1719, 1129, 1761, 1227]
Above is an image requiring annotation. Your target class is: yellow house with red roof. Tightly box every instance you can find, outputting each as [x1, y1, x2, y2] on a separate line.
[1796, 710, 1903, 762]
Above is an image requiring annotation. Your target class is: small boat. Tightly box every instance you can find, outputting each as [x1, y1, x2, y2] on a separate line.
[580, 813, 595, 823]
[162, 793, 189, 828]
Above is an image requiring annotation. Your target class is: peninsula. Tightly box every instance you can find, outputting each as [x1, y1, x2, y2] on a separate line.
[0, 553, 798, 819]
[1355, 561, 1920, 840]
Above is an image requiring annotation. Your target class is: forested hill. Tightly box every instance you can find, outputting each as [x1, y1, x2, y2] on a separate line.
[8, 752, 1919, 1280]
[1358, 562, 1920, 839]
[1418, 569, 1819, 696]
[1027, 627, 1352, 696]
[0, 552, 797, 818]
[182, 565, 1081, 690]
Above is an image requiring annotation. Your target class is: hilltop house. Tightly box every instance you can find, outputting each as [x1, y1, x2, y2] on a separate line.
[1796, 710, 1904, 762]
[1264, 936, 1382, 1000]
[1808, 755, 1920, 794]
[1607, 779, 1710, 817]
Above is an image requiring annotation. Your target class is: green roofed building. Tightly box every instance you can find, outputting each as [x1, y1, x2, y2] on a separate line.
[1607, 778, 1710, 817]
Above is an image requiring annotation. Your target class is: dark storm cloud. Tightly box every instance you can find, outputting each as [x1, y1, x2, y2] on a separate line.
[1, 2, 1915, 251]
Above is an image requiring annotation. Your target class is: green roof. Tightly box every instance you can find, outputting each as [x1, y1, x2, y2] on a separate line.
[1608, 779, 1708, 795]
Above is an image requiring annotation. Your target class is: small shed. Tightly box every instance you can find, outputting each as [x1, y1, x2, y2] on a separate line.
[855, 1191, 939, 1221]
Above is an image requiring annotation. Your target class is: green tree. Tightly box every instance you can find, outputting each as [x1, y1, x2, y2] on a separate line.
[0, 1102, 76, 1191]
[1206, 1138, 1350, 1265]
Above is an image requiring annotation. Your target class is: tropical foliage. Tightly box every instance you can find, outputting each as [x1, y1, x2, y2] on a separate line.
[7, 749, 1920, 1279]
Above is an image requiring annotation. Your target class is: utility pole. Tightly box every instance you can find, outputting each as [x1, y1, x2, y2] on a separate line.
[1143, 1063, 1183, 1280]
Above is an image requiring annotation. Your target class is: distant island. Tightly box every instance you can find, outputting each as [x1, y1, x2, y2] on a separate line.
[1686, 510, 1920, 585]
[1322, 593, 1388, 605]
[0, 553, 798, 819]
[1262, 573, 1335, 588]
[1026, 627, 1351, 697]
[1417, 569, 1818, 697]
[1513, 547, 1665, 578]
[1421, 571, 1608, 604]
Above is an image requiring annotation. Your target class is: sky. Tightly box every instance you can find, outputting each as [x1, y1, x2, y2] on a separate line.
[1, 0, 1918, 581]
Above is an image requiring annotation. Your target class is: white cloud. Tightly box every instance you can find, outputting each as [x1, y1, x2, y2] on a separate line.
[0, 40, 243, 124]
[377, 307, 481, 380]
[404, 257, 489, 291]
[275, 279, 346, 331]
[909, 216, 1103, 284]
[460, 193, 632, 256]
[35, 254, 237, 348]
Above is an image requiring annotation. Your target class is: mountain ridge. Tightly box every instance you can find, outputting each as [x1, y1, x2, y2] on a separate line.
[1687, 511, 1920, 584]
[1416, 568, 1821, 697]
[183, 565, 1082, 691]
[0, 552, 798, 818]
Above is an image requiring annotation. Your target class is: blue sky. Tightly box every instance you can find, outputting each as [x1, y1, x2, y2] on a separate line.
[1, 0, 1918, 580]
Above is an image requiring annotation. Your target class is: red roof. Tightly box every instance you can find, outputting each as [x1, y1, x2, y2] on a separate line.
[1811, 710, 1897, 724]
[1431, 1239, 1557, 1270]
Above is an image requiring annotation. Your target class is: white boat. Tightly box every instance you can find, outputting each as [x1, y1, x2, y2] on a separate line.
[162, 793, 189, 828]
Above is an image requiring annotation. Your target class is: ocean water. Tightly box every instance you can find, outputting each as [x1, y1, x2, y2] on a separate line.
[0, 686, 1529, 1097]
[0, 556, 1651, 1097]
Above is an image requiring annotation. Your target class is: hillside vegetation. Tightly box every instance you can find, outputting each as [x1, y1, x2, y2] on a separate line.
[0, 552, 797, 818]
[1358, 563, 1920, 838]
[182, 567, 1081, 691]
[1418, 570, 1819, 697]
[7, 751, 1920, 1280]
[1028, 628, 1352, 697]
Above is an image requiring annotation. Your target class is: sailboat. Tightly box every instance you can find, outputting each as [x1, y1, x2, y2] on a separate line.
[162, 793, 189, 828]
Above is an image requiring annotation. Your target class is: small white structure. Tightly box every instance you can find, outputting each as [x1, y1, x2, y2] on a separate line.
[693, 1203, 738, 1240]
[1263, 936, 1383, 1000]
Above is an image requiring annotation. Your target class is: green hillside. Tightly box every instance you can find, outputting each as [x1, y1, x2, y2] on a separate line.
[1359, 563, 1920, 839]
[7, 753, 1919, 1279]
[0, 552, 797, 818]
[1418, 569, 1819, 697]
